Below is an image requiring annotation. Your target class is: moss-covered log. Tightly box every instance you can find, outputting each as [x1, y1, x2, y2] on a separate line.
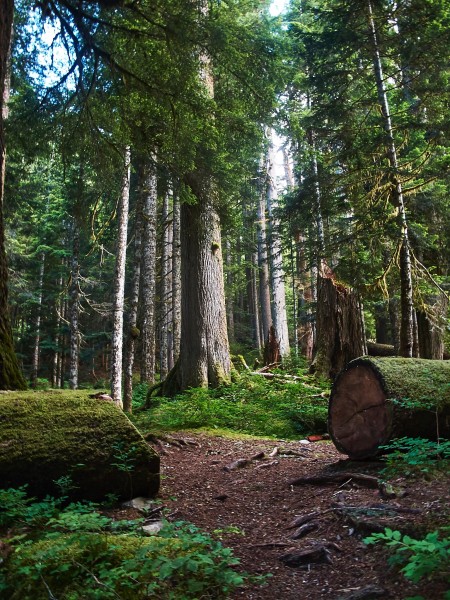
[328, 357, 450, 459]
[0, 391, 160, 500]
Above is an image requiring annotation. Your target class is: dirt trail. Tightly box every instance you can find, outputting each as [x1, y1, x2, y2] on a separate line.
[152, 433, 449, 600]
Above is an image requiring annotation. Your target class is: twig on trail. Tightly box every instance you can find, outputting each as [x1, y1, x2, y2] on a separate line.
[247, 541, 292, 548]
[255, 460, 279, 469]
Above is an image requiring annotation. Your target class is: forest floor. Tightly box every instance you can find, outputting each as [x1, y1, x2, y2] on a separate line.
[138, 432, 449, 600]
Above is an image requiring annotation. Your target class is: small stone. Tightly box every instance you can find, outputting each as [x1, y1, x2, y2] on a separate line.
[142, 521, 164, 535]
[122, 497, 158, 511]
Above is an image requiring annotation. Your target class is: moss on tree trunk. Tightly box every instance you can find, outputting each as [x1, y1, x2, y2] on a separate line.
[328, 357, 450, 459]
[0, 391, 160, 500]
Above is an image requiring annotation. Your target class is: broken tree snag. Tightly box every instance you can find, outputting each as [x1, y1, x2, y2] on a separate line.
[328, 357, 450, 459]
[311, 275, 366, 379]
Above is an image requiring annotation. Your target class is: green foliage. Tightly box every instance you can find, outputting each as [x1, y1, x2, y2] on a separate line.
[380, 437, 450, 478]
[364, 527, 450, 589]
[0, 489, 259, 599]
[134, 373, 329, 439]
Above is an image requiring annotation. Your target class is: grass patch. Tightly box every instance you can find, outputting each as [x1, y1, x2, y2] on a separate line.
[132, 372, 330, 440]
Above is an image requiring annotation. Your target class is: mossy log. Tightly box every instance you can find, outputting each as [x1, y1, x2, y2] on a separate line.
[0, 391, 160, 500]
[328, 357, 450, 459]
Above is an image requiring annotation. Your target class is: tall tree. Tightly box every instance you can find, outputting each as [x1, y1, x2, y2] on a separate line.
[0, 1, 26, 388]
[110, 147, 131, 406]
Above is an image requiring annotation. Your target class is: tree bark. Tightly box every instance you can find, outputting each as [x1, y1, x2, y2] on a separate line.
[159, 190, 172, 379]
[140, 158, 157, 384]
[176, 175, 231, 390]
[110, 147, 131, 407]
[311, 273, 366, 379]
[0, 1, 26, 389]
[417, 293, 449, 359]
[171, 190, 181, 366]
[31, 252, 45, 388]
[329, 356, 450, 458]
[267, 136, 290, 358]
[123, 160, 145, 413]
[257, 158, 273, 347]
[69, 221, 80, 390]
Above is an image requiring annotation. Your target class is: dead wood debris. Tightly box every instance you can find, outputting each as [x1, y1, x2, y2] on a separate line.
[279, 544, 333, 568]
[290, 472, 381, 489]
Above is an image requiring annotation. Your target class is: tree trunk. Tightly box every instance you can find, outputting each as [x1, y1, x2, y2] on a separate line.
[69, 221, 80, 390]
[140, 158, 157, 384]
[123, 160, 145, 413]
[176, 176, 231, 390]
[110, 147, 131, 407]
[311, 273, 366, 379]
[159, 190, 171, 380]
[0, 1, 26, 390]
[171, 191, 181, 367]
[257, 161, 272, 346]
[367, 0, 414, 357]
[417, 294, 449, 359]
[267, 137, 290, 358]
[31, 252, 45, 388]
[225, 238, 235, 343]
[329, 356, 450, 459]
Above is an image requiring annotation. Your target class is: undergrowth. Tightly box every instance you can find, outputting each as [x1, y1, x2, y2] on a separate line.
[132, 371, 330, 439]
[0, 486, 261, 599]
[364, 528, 450, 599]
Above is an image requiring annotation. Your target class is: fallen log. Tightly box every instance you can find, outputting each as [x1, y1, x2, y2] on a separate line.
[328, 357, 450, 459]
[0, 391, 160, 501]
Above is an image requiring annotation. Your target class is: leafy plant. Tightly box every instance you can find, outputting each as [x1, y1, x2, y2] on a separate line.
[0, 489, 261, 599]
[380, 437, 450, 478]
[364, 528, 450, 590]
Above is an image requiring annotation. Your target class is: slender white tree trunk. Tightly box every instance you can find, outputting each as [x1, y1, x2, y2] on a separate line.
[110, 147, 131, 407]
[69, 221, 80, 390]
[123, 160, 145, 412]
[257, 157, 273, 344]
[31, 251, 45, 388]
[140, 157, 157, 384]
[267, 137, 290, 358]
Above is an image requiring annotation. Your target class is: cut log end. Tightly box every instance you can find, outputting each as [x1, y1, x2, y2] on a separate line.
[329, 364, 390, 459]
[329, 357, 450, 459]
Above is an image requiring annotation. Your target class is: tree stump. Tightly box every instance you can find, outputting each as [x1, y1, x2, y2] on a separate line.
[328, 357, 450, 459]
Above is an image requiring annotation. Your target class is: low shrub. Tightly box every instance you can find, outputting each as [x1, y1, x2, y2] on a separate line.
[0, 488, 260, 599]
[133, 373, 329, 439]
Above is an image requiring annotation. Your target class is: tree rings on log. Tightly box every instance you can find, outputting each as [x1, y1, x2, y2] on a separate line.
[328, 357, 450, 459]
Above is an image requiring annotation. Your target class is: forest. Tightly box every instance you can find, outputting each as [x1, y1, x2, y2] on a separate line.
[0, 0, 449, 599]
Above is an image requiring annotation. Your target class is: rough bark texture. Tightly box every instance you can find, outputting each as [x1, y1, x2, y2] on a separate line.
[123, 162, 145, 413]
[163, 175, 231, 394]
[69, 221, 80, 390]
[312, 275, 366, 379]
[110, 148, 131, 407]
[329, 356, 450, 459]
[257, 163, 272, 343]
[140, 160, 157, 384]
[0, 391, 160, 501]
[171, 193, 181, 366]
[0, 1, 26, 390]
[416, 294, 448, 360]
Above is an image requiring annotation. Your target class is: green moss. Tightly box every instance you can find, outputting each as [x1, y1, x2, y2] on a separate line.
[0, 390, 159, 500]
[349, 357, 450, 410]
